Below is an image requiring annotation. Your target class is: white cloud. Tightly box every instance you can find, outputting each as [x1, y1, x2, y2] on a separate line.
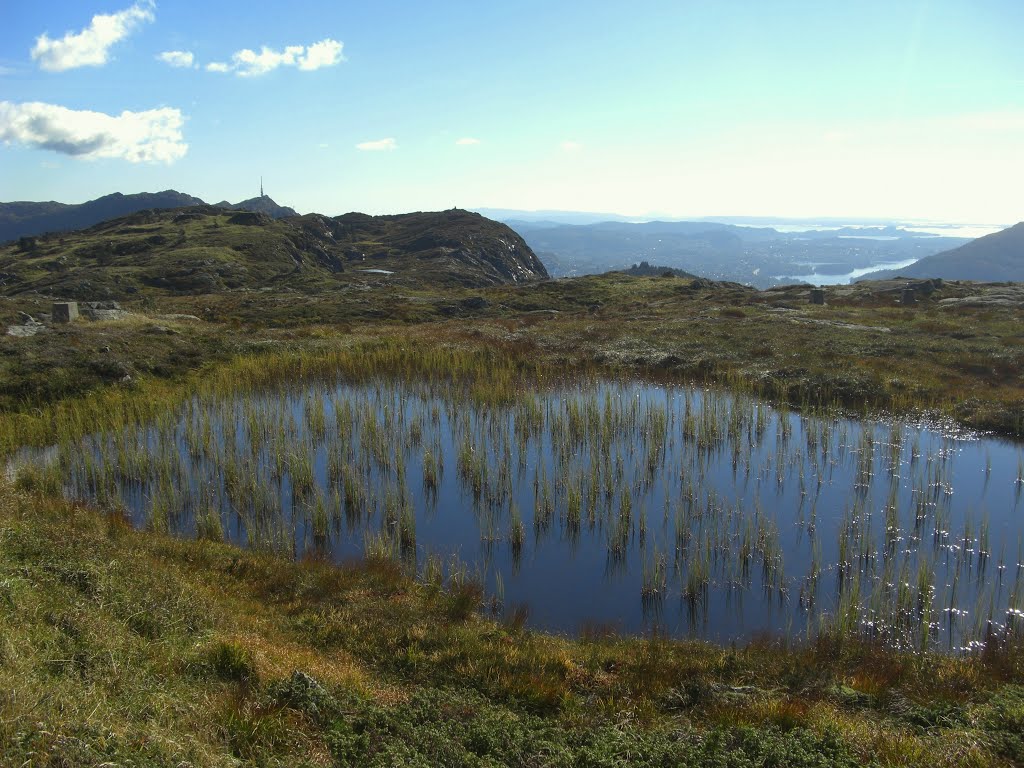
[209, 38, 345, 76]
[356, 138, 396, 151]
[456, 137, 481, 146]
[234, 44, 304, 76]
[560, 140, 583, 152]
[298, 39, 344, 71]
[157, 50, 194, 68]
[31, 1, 155, 72]
[0, 101, 187, 163]
[0, 66, 15, 76]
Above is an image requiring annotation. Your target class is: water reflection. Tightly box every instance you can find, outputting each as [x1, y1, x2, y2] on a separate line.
[26, 378, 1024, 651]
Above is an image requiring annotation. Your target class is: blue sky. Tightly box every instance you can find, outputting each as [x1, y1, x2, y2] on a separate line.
[1, 0, 1022, 222]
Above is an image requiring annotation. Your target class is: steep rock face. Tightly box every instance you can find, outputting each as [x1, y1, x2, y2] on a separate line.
[0, 206, 548, 298]
[866, 222, 1024, 282]
[329, 209, 548, 285]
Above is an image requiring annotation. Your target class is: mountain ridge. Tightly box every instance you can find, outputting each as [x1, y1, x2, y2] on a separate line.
[0, 190, 295, 243]
[862, 221, 1024, 282]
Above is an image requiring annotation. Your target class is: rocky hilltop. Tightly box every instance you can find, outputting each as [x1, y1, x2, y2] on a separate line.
[213, 195, 297, 219]
[327, 209, 548, 285]
[0, 206, 548, 299]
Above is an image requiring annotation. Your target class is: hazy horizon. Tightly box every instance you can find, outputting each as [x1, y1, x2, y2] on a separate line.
[2, 1, 1022, 224]
[0, 188, 1011, 234]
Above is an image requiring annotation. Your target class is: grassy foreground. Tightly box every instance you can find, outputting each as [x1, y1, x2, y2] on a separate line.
[2, 276, 1024, 765]
[2, 481, 1023, 766]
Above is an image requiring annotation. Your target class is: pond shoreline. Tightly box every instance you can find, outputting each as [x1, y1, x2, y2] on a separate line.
[12, 362, 1023, 653]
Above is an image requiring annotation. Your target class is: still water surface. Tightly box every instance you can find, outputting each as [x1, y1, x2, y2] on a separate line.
[783, 258, 920, 285]
[31, 378, 1024, 650]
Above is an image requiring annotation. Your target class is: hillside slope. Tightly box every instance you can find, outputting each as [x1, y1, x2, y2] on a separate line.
[866, 222, 1024, 282]
[0, 206, 548, 298]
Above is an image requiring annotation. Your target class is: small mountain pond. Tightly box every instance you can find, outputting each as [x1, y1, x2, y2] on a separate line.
[15, 377, 1024, 651]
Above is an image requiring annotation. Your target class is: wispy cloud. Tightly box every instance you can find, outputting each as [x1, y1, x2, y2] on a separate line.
[233, 44, 304, 76]
[31, 1, 155, 72]
[206, 38, 345, 76]
[560, 140, 583, 152]
[456, 137, 481, 146]
[157, 50, 194, 68]
[0, 100, 187, 163]
[356, 138, 396, 151]
[0, 66, 15, 76]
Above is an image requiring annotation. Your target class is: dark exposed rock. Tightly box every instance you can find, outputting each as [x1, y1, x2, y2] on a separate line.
[227, 211, 272, 226]
[315, 208, 549, 287]
[622, 261, 697, 279]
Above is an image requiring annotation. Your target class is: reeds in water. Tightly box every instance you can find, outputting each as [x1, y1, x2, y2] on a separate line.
[18, 351, 1019, 652]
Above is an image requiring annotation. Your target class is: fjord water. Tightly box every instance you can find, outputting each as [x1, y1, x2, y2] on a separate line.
[41, 378, 1024, 650]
